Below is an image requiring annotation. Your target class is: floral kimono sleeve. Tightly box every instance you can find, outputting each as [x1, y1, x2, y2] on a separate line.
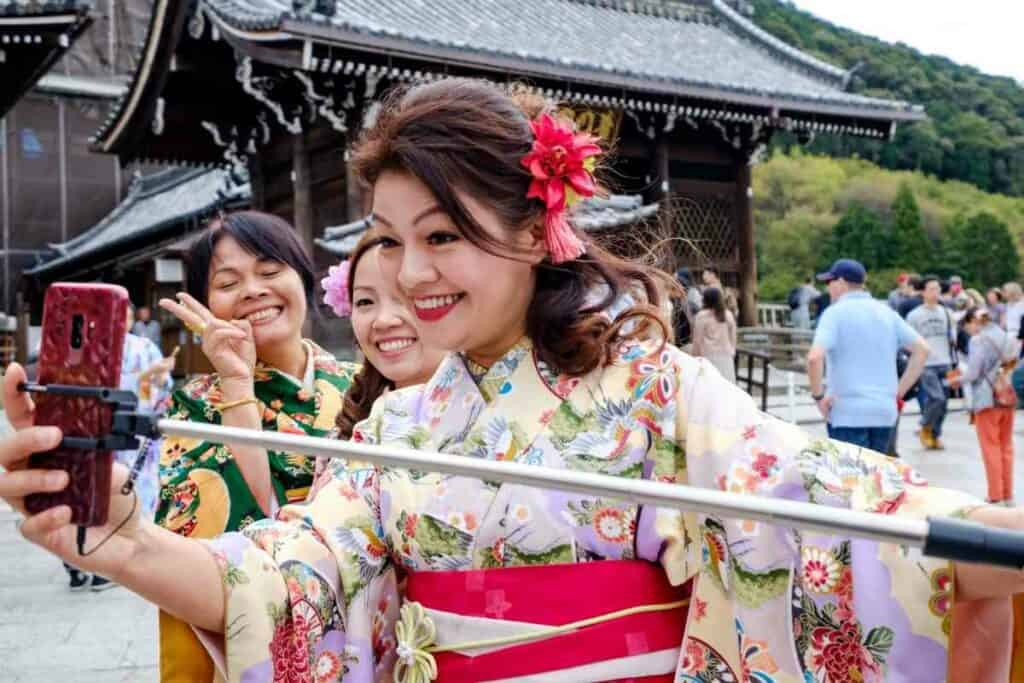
[672, 352, 982, 682]
[155, 358, 356, 539]
[155, 378, 270, 537]
[203, 461, 400, 682]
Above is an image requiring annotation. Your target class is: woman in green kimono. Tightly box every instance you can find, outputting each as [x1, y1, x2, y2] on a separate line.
[155, 211, 357, 540]
[152, 210, 358, 681]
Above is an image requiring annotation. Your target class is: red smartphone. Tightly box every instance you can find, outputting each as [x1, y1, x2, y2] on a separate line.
[24, 283, 129, 526]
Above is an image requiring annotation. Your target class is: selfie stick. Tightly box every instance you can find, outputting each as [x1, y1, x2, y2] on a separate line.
[157, 418, 1024, 570]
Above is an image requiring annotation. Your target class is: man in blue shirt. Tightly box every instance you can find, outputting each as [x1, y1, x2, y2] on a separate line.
[807, 259, 930, 453]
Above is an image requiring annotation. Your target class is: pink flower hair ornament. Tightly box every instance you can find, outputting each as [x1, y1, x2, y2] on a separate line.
[521, 113, 602, 264]
[321, 259, 352, 318]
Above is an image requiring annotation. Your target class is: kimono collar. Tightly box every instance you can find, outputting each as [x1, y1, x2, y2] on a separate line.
[255, 340, 317, 393]
[459, 338, 534, 403]
[459, 337, 572, 403]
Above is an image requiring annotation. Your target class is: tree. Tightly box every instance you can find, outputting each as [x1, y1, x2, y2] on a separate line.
[753, 151, 1024, 303]
[747, 0, 1024, 197]
[942, 212, 1019, 287]
[888, 120, 944, 175]
[940, 113, 1004, 191]
[825, 203, 889, 270]
[890, 184, 931, 270]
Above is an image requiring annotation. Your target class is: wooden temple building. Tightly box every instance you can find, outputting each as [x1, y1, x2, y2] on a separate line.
[0, 1, 92, 118]
[25, 0, 924, 327]
[3, 1, 160, 370]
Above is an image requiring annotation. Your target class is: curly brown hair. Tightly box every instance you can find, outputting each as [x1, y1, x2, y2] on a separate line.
[351, 78, 677, 376]
[335, 233, 394, 440]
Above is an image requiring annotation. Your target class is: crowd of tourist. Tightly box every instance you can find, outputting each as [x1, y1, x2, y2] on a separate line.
[804, 262, 1022, 505]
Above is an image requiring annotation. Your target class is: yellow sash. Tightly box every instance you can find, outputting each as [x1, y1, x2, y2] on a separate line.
[159, 610, 215, 682]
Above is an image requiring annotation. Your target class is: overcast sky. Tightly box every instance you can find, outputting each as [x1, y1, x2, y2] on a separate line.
[789, 1, 1024, 83]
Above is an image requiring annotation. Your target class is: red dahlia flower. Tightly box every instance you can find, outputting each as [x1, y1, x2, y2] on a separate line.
[521, 113, 602, 264]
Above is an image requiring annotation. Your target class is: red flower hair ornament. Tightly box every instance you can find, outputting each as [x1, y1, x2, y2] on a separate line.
[521, 113, 602, 264]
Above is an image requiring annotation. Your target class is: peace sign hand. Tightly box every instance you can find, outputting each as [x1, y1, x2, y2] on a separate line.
[159, 293, 257, 390]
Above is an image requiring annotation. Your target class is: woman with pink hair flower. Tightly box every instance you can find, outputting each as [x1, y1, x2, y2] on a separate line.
[308, 231, 447, 496]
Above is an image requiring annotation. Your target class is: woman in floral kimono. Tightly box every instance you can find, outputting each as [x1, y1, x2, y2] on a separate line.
[155, 211, 360, 537]
[1, 78, 1023, 683]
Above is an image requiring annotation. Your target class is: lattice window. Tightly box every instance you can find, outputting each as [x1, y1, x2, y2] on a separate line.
[667, 194, 737, 271]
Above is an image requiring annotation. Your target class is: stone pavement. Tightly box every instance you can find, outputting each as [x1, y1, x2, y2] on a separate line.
[0, 408, 1023, 681]
[0, 499, 158, 682]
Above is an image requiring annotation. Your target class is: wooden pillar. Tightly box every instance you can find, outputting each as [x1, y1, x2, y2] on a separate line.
[345, 154, 364, 222]
[735, 159, 757, 327]
[654, 135, 671, 199]
[293, 132, 315, 252]
[293, 132, 315, 337]
[248, 153, 266, 211]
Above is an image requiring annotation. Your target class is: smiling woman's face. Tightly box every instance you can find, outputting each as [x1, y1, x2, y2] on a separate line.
[350, 247, 445, 388]
[205, 235, 307, 353]
[371, 170, 545, 367]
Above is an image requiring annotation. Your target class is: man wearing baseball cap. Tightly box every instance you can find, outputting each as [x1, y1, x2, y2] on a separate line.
[807, 259, 931, 453]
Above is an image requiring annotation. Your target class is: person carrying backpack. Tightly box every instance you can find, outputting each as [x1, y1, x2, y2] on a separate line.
[962, 306, 1018, 505]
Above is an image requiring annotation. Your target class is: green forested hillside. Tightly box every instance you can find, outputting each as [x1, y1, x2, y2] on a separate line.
[753, 151, 1024, 299]
[748, 0, 1024, 197]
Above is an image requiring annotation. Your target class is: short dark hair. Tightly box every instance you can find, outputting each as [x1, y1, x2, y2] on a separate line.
[922, 275, 940, 289]
[185, 211, 317, 313]
[962, 306, 990, 326]
[908, 275, 924, 292]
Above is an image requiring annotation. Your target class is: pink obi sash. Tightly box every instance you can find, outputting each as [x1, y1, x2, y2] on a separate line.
[404, 560, 690, 682]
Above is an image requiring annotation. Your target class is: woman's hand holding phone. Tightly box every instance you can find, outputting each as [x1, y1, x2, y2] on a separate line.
[0, 363, 145, 578]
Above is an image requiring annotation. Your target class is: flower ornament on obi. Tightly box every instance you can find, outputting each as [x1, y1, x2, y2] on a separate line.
[521, 113, 602, 264]
[321, 259, 352, 317]
[393, 601, 438, 683]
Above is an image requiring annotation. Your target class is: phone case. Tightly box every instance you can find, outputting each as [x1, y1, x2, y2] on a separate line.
[24, 283, 129, 526]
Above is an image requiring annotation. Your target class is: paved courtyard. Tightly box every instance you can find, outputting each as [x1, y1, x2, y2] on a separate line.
[0, 404, 1022, 681]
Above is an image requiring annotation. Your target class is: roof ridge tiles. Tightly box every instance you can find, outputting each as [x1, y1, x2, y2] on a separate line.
[28, 166, 247, 278]
[52, 167, 212, 254]
[708, 0, 848, 87]
[558, 0, 710, 22]
[1, 1, 89, 17]
[134, 166, 213, 197]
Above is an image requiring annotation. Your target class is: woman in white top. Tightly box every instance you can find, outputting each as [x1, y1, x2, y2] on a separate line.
[691, 286, 737, 382]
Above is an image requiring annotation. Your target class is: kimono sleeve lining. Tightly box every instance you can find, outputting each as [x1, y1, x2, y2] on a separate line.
[190, 539, 234, 680]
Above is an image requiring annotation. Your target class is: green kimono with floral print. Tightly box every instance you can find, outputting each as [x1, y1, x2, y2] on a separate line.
[201, 338, 1015, 683]
[156, 341, 357, 538]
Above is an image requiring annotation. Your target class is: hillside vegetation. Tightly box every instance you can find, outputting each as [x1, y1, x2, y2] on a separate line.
[749, 0, 1024, 197]
[754, 150, 1024, 299]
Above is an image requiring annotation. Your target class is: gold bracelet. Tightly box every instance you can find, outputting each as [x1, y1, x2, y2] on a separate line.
[214, 397, 259, 413]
